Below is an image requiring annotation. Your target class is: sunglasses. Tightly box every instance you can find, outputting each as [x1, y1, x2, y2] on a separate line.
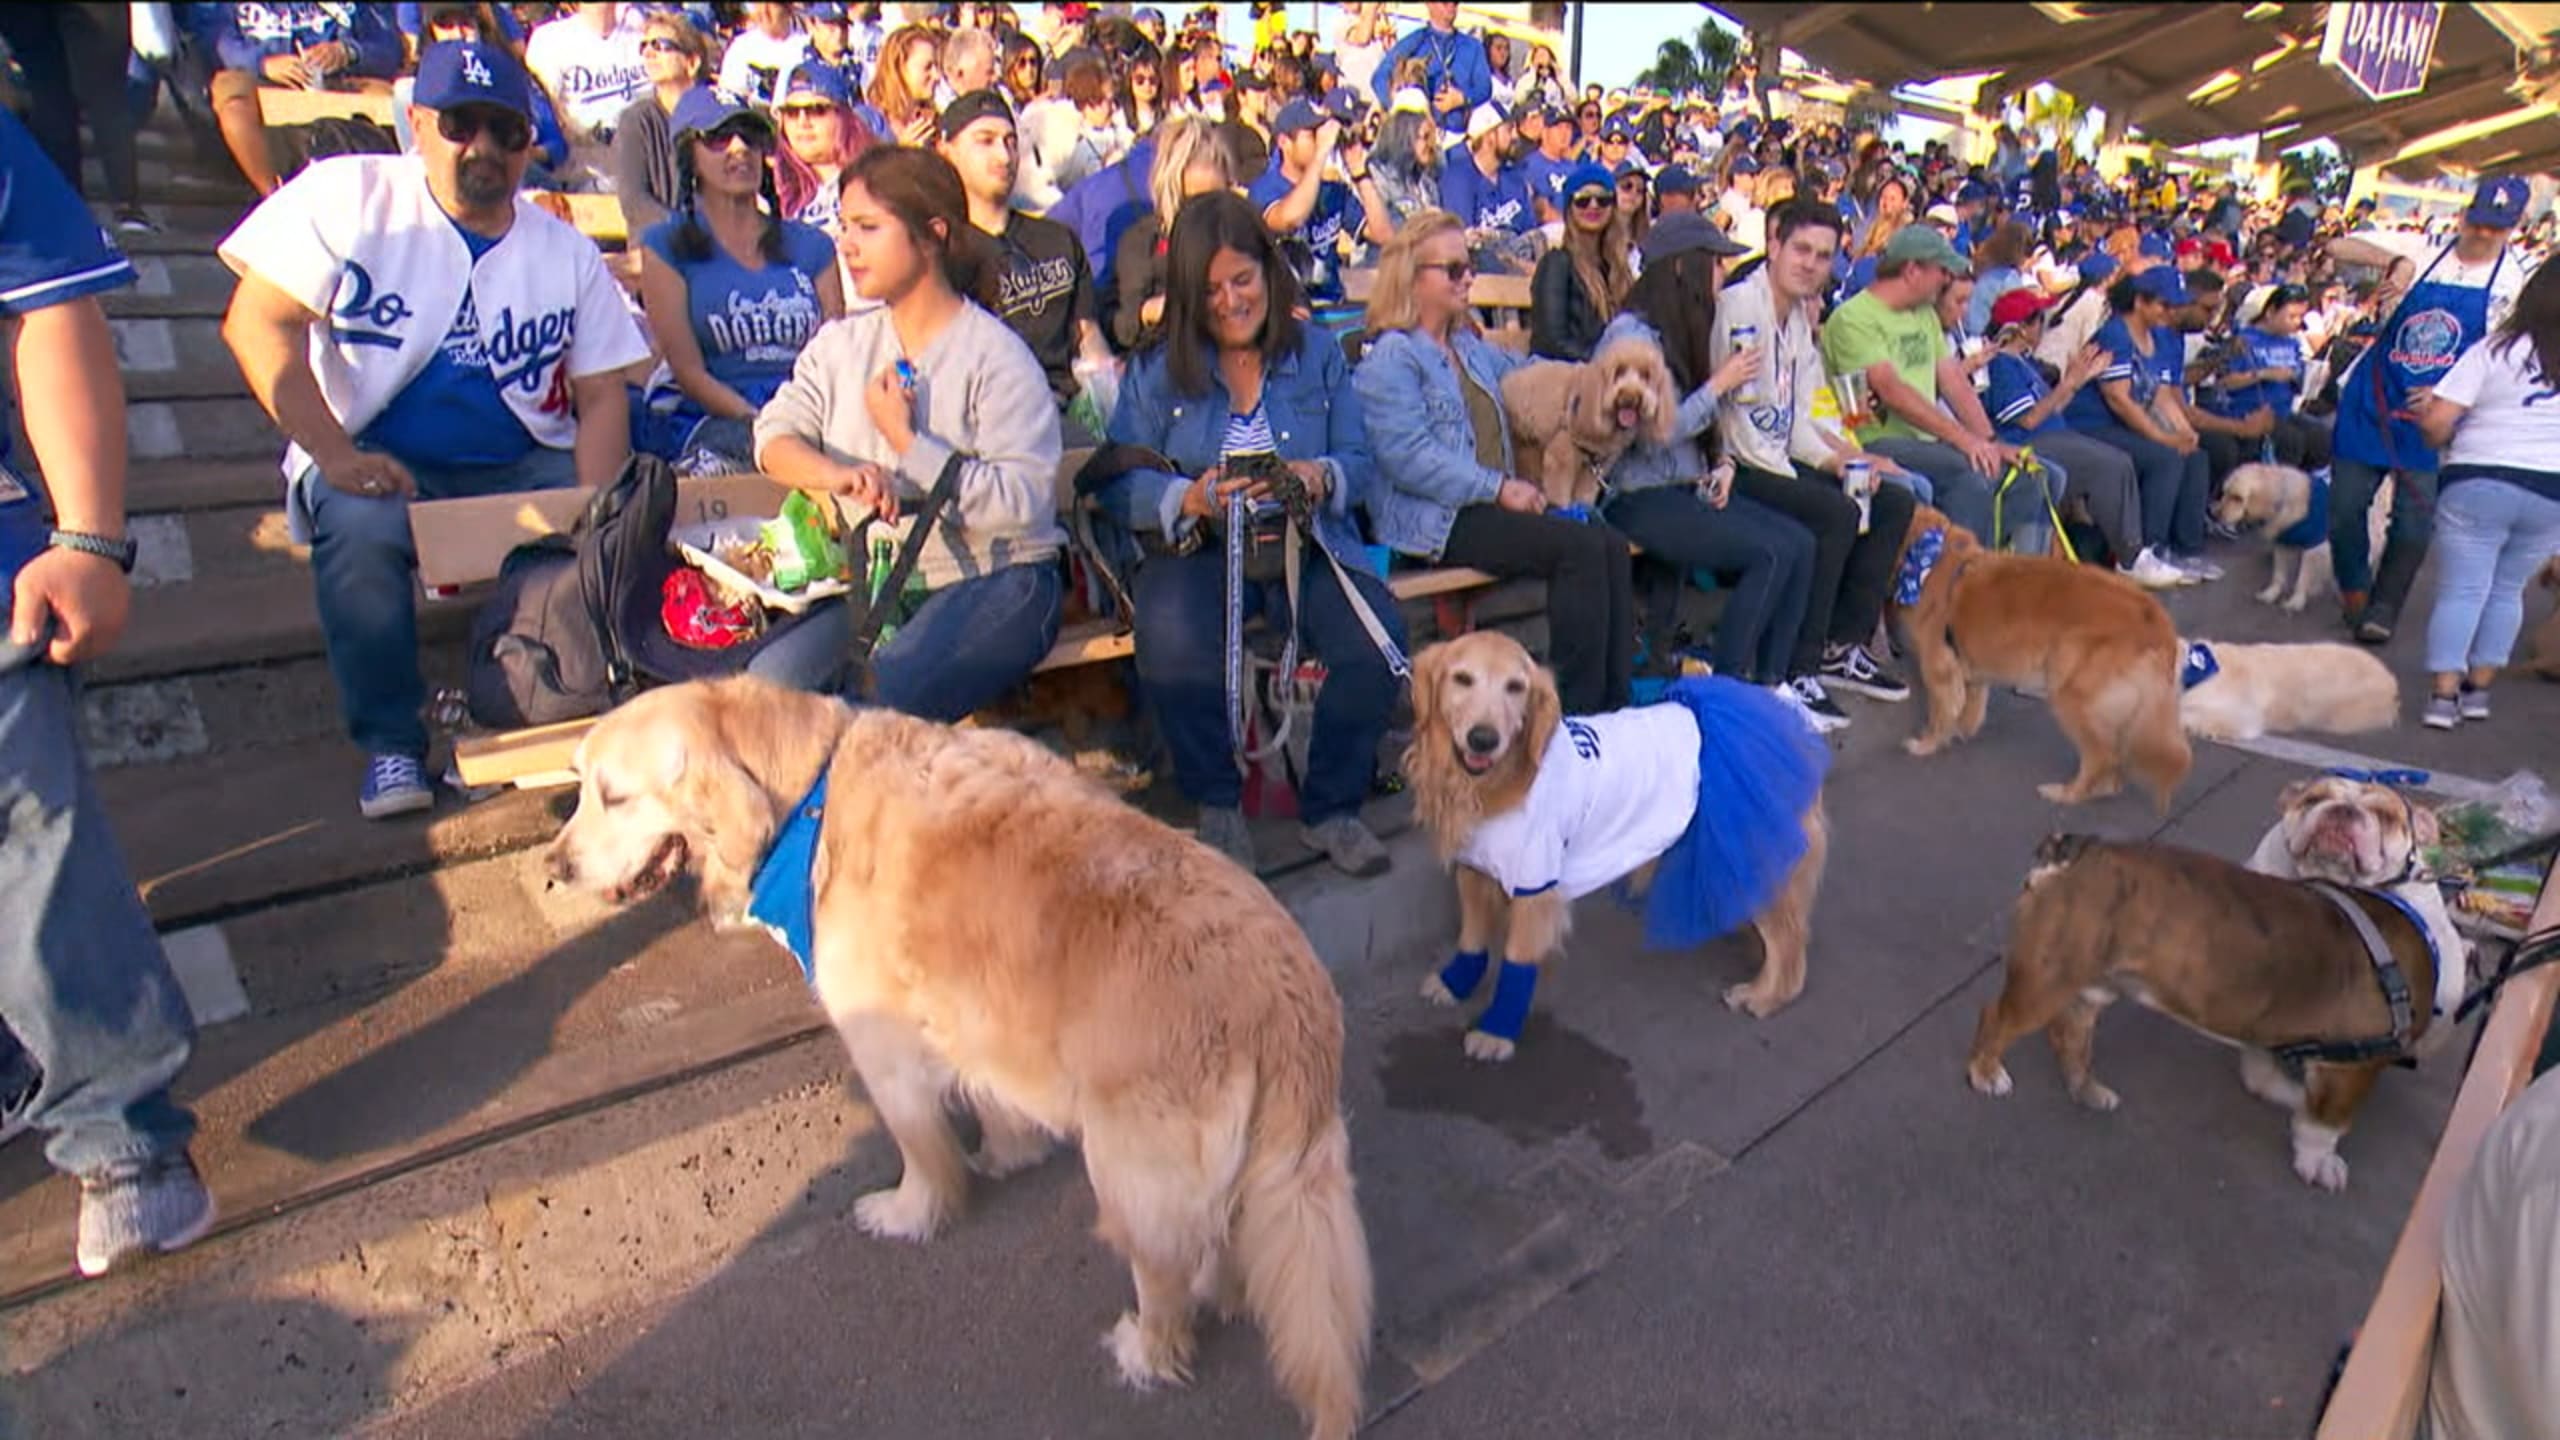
[639, 36, 684, 54]
[776, 103, 834, 119]
[1424, 259, 1472, 282]
[700, 118, 776, 152]
[1569, 192, 1613, 211]
[435, 105, 532, 152]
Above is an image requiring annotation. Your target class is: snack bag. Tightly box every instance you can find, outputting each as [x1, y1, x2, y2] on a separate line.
[760, 489, 849, 592]
[661, 567, 764, 649]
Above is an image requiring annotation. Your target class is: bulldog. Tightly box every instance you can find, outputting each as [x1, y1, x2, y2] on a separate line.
[1967, 806, 2463, 1192]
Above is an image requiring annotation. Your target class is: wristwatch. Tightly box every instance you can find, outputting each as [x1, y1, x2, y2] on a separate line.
[48, 529, 137, 573]
[1350, 168, 1372, 184]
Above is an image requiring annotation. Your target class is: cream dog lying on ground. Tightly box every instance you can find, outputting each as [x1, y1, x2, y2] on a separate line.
[1498, 334, 1678, 510]
[2176, 639, 2400, 740]
[544, 678, 1373, 1440]
[1403, 632, 1829, 1061]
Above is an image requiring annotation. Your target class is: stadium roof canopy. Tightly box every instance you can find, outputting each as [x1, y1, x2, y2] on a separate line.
[1707, 2, 2560, 176]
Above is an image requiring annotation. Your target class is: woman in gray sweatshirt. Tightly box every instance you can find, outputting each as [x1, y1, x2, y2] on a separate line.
[750, 146, 1066, 720]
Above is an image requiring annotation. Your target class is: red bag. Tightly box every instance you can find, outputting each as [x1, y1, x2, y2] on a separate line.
[660, 567, 763, 650]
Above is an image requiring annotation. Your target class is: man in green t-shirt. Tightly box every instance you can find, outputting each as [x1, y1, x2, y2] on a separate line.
[1819, 227, 2002, 539]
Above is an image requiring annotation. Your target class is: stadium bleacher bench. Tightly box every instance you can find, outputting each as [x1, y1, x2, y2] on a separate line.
[255, 88, 397, 128]
[2313, 856, 2560, 1440]
[420, 457, 1501, 790]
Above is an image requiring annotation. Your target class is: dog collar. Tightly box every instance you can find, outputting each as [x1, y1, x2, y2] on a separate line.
[745, 764, 830, 982]
[2180, 641, 2220, 690]
[1892, 526, 1945, 606]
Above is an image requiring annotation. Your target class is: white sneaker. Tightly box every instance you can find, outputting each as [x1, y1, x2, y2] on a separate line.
[2121, 548, 2193, 590]
[2172, 551, 2225, 581]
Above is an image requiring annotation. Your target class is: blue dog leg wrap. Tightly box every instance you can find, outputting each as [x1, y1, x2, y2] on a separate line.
[1473, 961, 1541, 1041]
[1438, 949, 1490, 1001]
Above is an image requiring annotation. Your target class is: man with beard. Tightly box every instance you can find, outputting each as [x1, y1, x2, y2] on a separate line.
[1438, 102, 1534, 245]
[218, 41, 649, 819]
[936, 91, 1116, 440]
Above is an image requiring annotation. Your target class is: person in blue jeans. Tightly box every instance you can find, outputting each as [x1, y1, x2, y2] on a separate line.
[636, 89, 844, 471]
[1094, 191, 1406, 876]
[221, 43, 651, 819]
[2060, 266, 2215, 587]
[749, 145, 1067, 721]
[0, 110, 212, 1277]
[2411, 262, 2560, 730]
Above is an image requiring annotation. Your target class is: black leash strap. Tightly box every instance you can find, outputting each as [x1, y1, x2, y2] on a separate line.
[845, 451, 969, 683]
[2272, 882, 2419, 1067]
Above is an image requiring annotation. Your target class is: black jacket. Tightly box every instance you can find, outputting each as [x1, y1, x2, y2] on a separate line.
[1530, 248, 1607, 361]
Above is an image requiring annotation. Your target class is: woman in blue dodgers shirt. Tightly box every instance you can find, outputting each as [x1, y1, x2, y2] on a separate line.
[1093, 191, 1407, 878]
[0, 110, 213, 1277]
[2326, 175, 2528, 645]
[638, 89, 844, 472]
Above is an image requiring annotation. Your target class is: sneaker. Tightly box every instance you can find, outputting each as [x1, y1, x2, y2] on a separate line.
[1779, 676, 1851, 735]
[2357, 601, 2398, 645]
[113, 205, 159, 235]
[2172, 552, 2224, 581]
[76, 1152, 215, 1278]
[359, 753, 434, 820]
[2121, 548, 2192, 590]
[1300, 815, 1390, 877]
[2204, 516, 2245, 542]
[2459, 685, 2492, 722]
[1196, 805, 1258, 871]
[1820, 643, 1910, 702]
[2421, 694, 2460, 730]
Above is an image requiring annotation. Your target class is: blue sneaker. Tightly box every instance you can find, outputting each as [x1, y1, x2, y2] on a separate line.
[359, 753, 434, 820]
[77, 1152, 215, 1277]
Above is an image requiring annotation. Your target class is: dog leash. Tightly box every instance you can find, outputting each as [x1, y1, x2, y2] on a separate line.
[1221, 485, 1409, 771]
[841, 451, 969, 695]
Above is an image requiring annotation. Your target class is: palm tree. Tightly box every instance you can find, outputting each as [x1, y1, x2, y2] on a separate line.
[2021, 88, 2093, 164]
[1634, 18, 1740, 95]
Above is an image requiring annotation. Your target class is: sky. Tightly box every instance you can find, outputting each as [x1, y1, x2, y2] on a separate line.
[1233, 4, 1739, 92]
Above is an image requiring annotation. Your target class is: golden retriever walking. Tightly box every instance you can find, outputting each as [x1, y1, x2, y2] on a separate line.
[544, 678, 1373, 1439]
[1890, 506, 2191, 810]
[1402, 633, 1829, 1060]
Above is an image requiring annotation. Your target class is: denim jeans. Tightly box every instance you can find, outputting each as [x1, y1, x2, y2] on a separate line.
[2076, 422, 2208, 553]
[2422, 479, 2560, 676]
[747, 561, 1065, 722]
[1862, 436, 1995, 540]
[1728, 463, 1917, 677]
[302, 447, 580, 759]
[0, 651, 197, 1177]
[1606, 484, 1812, 685]
[1129, 543, 1408, 821]
[2332, 457, 2438, 610]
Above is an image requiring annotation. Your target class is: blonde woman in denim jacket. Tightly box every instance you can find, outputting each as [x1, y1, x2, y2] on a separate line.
[1354, 209, 1634, 713]
[1091, 193, 1408, 876]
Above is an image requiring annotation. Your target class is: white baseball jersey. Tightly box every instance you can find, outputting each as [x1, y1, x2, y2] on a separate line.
[1456, 704, 1701, 900]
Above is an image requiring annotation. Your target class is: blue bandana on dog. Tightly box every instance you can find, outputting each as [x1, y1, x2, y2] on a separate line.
[745, 765, 830, 981]
[2180, 641, 2220, 690]
[1893, 527, 1946, 606]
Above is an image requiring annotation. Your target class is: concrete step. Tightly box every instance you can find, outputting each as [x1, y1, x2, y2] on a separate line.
[123, 504, 306, 588]
[81, 154, 255, 209]
[80, 635, 478, 774]
[0, 828, 1458, 1439]
[129, 457, 285, 516]
[105, 252, 239, 320]
[115, 315, 248, 401]
[98, 202, 250, 256]
[92, 566, 474, 688]
[128, 395, 281, 462]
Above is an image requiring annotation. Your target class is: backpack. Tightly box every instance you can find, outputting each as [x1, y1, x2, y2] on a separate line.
[465, 455, 819, 729]
[270, 116, 400, 183]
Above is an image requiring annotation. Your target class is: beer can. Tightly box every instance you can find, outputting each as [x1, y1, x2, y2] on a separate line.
[1842, 459, 1875, 535]
[1729, 324, 1760, 404]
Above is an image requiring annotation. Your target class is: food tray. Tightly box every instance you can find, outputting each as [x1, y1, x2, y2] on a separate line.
[672, 516, 850, 614]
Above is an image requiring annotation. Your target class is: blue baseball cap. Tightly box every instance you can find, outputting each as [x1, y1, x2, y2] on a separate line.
[1613, 159, 1649, 184]
[779, 62, 853, 108]
[1272, 97, 1323, 136]
[1561, 161, 1614, 201]
[414, 40, 533, 118]
[671, 86, 765, 139]
[1729, 152, 1760, 176]
[1956, 178, 1993, 205]
[802, 1, 848, 18]
[2132, 266, 2191, 306]
[2077, 250, 2119, 283]
[1601, 113, 1636, 141]
[2469, 175, 2529, 229]
[1320, 87, 1366, 126]
[1654, 164, 1698, 196]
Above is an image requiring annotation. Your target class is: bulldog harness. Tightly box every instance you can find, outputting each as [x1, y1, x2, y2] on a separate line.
[2270, 880, 2433, 1067]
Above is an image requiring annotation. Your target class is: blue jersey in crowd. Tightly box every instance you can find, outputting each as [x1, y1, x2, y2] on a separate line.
[358, 221, 538, 471]
[1050, 136, 1155, 292]
[1985, 352, 2068, 443]
[1525, 151, 1575, 214]
[1246, 163, 1364, 302]
[211, 3, 403, 78]
[1437, 150, 1534, 235]
[2214, 323, 2302, 420]
[0, 112, 138, 584]
[640, 218, 836, 407]
[2064, 316, 2164, 431]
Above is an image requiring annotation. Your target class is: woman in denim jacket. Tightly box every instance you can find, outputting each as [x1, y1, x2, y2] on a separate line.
[1355, 209, 1635, 713]
[1092, 192, 1407, 877]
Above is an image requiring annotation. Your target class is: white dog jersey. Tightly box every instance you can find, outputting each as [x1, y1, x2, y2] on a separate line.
[1457, 703, 1702, 900]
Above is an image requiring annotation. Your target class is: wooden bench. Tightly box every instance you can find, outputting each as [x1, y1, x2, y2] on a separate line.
[423, 460, 1502, 790]
[527, 191, 629, 247]
[255, 88, 396, 128]
[2314, 857, 2560, 1439]
[1340, 267, 1533, 340]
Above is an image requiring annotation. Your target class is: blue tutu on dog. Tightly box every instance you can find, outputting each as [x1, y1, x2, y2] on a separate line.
[1639, 676, 1830, 950]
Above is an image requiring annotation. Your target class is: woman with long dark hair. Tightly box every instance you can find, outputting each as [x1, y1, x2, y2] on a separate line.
[1596, 217, 1822, 708]
[1530, 162, 1633, 360]
[1116, 39, 1173, 136]
[2411, 259, 2560, 728]
[638, 91, 843, 471]
[750, 146, 1067, 719]
[1093, 192, 1407, 873]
